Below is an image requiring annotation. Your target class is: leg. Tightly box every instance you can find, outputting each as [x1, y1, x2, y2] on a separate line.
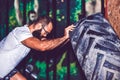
[10, 72, 27, 80]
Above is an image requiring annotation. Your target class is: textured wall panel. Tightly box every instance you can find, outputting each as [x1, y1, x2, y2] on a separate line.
[105, 0, 120, 38]
[70, 13, 120, 80]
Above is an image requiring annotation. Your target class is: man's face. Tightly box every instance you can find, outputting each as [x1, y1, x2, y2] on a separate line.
[32, 22, 53, 40]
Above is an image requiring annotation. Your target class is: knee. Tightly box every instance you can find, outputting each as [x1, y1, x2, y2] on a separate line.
[10, 72, 27, 80]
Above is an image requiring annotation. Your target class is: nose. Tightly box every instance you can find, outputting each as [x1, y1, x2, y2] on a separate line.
[43, 33, 47, 37]
[41, 34, 47, 40]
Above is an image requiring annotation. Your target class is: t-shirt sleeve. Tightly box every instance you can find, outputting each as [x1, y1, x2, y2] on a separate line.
[13, 27, 33, 42]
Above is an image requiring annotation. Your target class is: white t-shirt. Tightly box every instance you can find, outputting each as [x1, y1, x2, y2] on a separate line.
[0, 25, 33, 78]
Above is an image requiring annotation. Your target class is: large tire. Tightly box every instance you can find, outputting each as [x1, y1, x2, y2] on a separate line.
[70, 13, 120, 80]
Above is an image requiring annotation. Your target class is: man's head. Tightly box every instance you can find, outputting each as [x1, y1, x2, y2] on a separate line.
[31, 16, 53, 40]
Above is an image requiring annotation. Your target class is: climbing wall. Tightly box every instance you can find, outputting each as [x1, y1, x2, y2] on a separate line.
[105, 0, 120, 38]
[70, 13, 120, 80]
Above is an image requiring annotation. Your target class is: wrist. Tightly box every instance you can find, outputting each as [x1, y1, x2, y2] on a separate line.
[63, 35, 69, 40]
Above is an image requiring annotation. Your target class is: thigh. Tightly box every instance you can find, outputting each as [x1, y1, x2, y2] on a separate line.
[10, 72, 27, 80]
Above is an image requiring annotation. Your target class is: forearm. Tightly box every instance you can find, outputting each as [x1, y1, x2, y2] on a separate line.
[22, 36, 68, 52]
[40, 36, 68, 51]
[22, 25, 74, 51]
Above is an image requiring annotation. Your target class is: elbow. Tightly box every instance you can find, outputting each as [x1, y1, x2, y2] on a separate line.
[38, 46, 52, 52]
[32, 44, 47, 52]
[35, 44, 52, 52]
[38, 47, 46, 52]
[39, 48, 46, 52]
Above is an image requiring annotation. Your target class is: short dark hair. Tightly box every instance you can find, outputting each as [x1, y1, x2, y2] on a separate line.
[32, 16, 53, 39]
[33, 16, 53, 26]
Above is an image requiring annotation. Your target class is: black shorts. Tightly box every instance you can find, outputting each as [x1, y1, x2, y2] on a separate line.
[0, 69, 18, 80]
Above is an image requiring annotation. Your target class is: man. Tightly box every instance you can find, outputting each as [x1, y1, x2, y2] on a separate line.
[0, 16, 74, 80]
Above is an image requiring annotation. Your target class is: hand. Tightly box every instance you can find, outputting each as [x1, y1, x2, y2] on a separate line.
[64, 24, 75, 39]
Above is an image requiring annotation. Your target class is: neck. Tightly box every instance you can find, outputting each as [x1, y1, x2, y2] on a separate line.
[28, 24, 35, 33]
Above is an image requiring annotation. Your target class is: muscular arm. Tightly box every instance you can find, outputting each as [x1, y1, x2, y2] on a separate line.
[14, 0, 23, 25]
[22, 24, 74, 52]
[21, 36, 68, 51]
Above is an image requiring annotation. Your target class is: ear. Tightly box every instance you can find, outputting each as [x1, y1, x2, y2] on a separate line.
[35, 23, 42, 30]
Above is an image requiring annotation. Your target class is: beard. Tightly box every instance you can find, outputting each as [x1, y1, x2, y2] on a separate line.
[32, 29, 46, 40]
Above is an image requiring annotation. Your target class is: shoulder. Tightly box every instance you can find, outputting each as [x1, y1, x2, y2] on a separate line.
[12, 25, 33, 42]
[13, 25, 29, 33]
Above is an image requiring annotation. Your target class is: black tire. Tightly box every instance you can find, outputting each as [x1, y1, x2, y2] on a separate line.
[70, 13, 120, 80]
